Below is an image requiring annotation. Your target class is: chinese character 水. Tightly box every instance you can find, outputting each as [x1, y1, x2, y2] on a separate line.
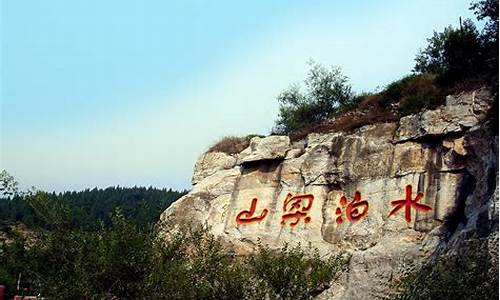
[388, 185, 432, 223]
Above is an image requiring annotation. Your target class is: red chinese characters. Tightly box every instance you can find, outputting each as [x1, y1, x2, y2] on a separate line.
[236, 198, 269, 224]
[388, 185, 432, 223]
[335, 191, 369, 225]
[235, 185, 433, 227]
[280, 193, 314, 226]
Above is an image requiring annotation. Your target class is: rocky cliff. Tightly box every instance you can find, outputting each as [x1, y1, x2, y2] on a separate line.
[158, 88, 498, 299]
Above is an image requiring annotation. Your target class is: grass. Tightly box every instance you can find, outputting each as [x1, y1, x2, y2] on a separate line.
[207, 134, 265, 155]
[286, 73, 485, 141]
[289, 107, 399, 141]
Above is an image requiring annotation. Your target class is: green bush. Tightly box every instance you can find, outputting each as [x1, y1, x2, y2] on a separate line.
[0, 209, 154, 299]
[0, 232, 28, 298]
[0, 222, 347, 299]
[250, 242, 348, 300]
[145, 229, 348, 300]
[376, 74, 444, 116]
[389, 239, 498, 300]
[144, 228, 258, 300]
[378, 75, 416, 108]
[274, 61, 353, 134]
[396, 74, 444, 115]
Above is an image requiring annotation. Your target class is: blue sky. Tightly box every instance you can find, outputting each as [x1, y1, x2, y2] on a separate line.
[1, 0, 476, 192]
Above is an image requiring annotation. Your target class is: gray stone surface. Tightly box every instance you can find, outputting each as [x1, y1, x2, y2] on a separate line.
[237, 135, 290, 165]
[158, 88, 497, 299]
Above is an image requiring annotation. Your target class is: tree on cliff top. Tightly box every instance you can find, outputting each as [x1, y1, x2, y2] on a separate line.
[414, 0, 498, 88]
[414, 18, 483, 85]
[273, 61, 353, 134]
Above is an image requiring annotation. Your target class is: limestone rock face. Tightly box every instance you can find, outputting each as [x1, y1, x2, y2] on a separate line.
[158, 88, 497, 299]
[192, 152, 237, 185]
[237, 135, 290, 165]
[394, 88, 491, 142]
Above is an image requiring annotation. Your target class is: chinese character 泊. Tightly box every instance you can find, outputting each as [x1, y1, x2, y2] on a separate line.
[335, 191, 369, 225]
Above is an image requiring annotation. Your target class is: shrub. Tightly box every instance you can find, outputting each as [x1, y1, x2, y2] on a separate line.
[0, 230, 31, 298]
[396, 74, 444, 115]
[283, 73, 447, 141]
[0, 209, 154, 299]
[250, 242, 348, 300]
[208, 134, 264, 155]
[289, 109, 398, 142]
[376, 74, 445, 116]
[389, 239, 498, 300]
[357, 93, 382, 110]
[274, 61, 353, 134]
[378, 75, 418, 108]
[0, 223, 347, 300]
[144, 227, 259, 300]
[146, 228, 348, 300]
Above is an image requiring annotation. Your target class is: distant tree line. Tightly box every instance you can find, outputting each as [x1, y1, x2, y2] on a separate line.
[0, 171, 187, 230]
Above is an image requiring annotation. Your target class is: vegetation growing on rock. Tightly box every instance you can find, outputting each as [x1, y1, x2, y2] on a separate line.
[388, 239, 498, 300]
[207, 134, 265, 155]
[271, 0, 498, 137]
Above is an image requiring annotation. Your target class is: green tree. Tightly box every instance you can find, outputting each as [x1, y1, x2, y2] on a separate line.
[471, 0, 499, 98]
[274, 61, 353, 134]
[26, 191, 72, 230]
[414, 19, 483, 84]
[0, 170, 19, 198]
[471, 0, 498, 44]
[94, 209, 153, 299]
[0, 186, 187, 230]
[415, 0, 498, 89]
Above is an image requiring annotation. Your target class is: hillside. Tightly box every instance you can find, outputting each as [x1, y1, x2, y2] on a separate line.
[158, 87, 498, 299]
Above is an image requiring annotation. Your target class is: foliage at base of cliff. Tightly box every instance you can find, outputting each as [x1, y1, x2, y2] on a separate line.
[0, 211, 348, 300]
[387, 238, 498, 300]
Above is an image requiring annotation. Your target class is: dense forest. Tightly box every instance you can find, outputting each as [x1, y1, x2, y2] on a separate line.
[0, 184, 187, 230]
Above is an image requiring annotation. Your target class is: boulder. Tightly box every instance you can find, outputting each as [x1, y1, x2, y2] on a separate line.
[394, 88, 491, 142]
[192, 151, 237, 185]
[237, 136, 290, 164]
